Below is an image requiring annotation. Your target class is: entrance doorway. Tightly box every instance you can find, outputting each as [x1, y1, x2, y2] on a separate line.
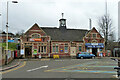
[92, 48, 97, 56]
[70, 47, 76, 56]
[25, 46, 32, 58]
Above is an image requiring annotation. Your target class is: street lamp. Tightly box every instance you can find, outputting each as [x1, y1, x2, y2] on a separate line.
[5, 1, 18, 65]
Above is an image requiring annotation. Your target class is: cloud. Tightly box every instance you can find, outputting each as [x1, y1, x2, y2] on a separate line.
[1, 0, 118, 41]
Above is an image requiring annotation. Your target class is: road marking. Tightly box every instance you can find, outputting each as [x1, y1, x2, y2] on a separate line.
[55, 60, 64, 61]
[27, 65, 48, 72]
[49, 69, 116, 74]
[44, 62, 96, 72]
[44, 63, 82, 72]
[2, 61, 26, 74]
[41, 59, 50, 61]
[45, 61, 116, 74]
[87, 66, 116, 67]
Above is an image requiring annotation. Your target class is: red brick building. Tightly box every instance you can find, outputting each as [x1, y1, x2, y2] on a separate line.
[0, 31, 14, 42]
[20, 17, 105, 58]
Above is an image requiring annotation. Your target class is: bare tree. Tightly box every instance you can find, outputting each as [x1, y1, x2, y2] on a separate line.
[98, 14, 115, 49]
[15, 29, 24, 37]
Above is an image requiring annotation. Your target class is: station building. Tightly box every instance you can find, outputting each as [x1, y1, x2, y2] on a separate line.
[20, 17, 105, 58]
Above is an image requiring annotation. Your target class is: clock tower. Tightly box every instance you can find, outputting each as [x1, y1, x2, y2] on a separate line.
[59, 13, 66, 30]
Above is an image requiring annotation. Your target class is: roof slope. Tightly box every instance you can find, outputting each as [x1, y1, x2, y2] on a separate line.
[41, 27, 88, 41]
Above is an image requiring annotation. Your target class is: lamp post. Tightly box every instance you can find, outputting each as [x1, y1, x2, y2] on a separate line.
[5, 1, 18, 65]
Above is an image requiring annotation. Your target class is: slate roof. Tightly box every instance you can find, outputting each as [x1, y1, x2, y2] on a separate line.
[0, 32, 14, 37]
[41, 27, 88, 41]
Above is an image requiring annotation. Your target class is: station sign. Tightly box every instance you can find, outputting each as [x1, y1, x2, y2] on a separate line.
[8, 40, 14, 42]
[20, 49, 24, 55]
[85, 43, 104, 48]
[30, 38, 42, 42]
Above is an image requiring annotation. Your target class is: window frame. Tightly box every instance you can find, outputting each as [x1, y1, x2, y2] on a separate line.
[64, 46, 68, 53]
[52, 43, 59, 53]
[38, 46, 47, 53]
[79, 46, 82, 51]
[31, 33, 41, 38]
[92, 33, 97, 38]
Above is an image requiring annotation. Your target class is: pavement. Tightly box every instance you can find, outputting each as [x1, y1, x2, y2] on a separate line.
[0, 59, 20, 71]
[0, 58, 52, 72]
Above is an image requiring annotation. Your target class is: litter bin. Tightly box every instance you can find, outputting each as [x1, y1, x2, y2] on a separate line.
[53, 55, 59, 59]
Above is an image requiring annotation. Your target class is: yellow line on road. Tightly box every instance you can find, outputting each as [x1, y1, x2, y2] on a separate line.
[44, 63, 81, 72]
[2, 61, 26, 74]
[41, 59, 50, 61]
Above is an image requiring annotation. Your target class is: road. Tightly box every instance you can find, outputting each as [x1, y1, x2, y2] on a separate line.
[1, 57, 118, 79]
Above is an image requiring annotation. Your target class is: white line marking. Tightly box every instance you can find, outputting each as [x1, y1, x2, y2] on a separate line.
[27, 65, 48, 72]
[55, 60, 64, 61]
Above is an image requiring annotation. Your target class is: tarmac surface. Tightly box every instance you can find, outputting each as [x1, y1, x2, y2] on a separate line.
[1, 57, 119, 79]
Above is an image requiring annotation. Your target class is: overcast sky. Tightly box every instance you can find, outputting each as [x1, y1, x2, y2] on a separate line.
[0, 0, 119, 40]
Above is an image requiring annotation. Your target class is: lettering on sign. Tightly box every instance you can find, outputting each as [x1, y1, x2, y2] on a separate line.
[91, 43, 98, 45]
[30, 38, 42, 41]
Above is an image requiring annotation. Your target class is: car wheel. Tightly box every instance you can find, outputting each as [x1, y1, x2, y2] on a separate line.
[92, 56, 95, 59]
[81, 57, 84, 59]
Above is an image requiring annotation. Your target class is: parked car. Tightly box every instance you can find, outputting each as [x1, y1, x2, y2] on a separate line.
[76, 52, 95, 59]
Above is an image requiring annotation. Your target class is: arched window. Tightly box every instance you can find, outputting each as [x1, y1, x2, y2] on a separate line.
[31, 33, 41, 38]
[92, 40, 98, 43]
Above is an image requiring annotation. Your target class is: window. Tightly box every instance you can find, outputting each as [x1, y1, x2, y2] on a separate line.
[56, 46, 58, 52]
[64, 46, 68, 53]
[38, 46, 47, 53]
[79, 46, 81, 51]
[32, 34, 40, 38]
[42, 38, 45, 42]
[100, 48, 102, 51]
[52, 46, 55, 52]
[93, 34, 96, 38]
[38, 46, 40, 53]
[41, 46, 43, 52]
[52, 46, 59, 53]
[44, 46, 46, 53]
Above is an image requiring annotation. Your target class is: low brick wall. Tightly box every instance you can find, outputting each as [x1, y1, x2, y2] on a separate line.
[1, 49, 14, 66]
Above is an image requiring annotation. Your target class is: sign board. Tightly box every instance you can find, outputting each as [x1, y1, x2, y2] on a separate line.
[8, 40, 14, 42]
[86, 45, 104, 48]
[7, 50, 11, 59]
[20, 49, 24, 55]
[91, 43, 98, 45]
[60, 49, 63, 52]
[33, 49, 37, 55]
[30, 38, 42, 42]
[39, 54, 41, 59]
[12, 51, 14, 57]
[85, 43, 104, 48]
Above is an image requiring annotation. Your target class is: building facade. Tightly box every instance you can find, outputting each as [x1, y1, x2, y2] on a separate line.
[20, 17, 105, 58]
[0, 31, 14, 43]
[83, 28, 105, 56]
